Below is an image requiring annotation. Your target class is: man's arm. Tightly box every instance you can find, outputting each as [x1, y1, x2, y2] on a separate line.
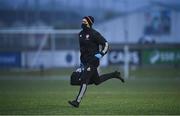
[94, 32, 109, 58]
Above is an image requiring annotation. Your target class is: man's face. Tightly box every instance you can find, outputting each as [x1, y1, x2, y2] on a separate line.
[82, 19, 90, 28]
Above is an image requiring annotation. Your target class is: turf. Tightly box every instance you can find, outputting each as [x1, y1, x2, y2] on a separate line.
[0, 76, 180, 115]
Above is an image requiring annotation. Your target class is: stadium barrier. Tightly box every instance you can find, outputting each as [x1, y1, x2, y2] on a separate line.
[0, 44, 180, 69]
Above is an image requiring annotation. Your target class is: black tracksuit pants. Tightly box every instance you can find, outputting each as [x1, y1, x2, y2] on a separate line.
[75, 65, 116, 103]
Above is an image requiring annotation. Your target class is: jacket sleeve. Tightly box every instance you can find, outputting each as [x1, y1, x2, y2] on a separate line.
[94, 31, 109, 56]
[78, 32, 85, 65]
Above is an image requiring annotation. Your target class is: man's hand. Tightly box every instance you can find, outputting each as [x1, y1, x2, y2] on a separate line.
[76, 68, 83, 73]
[95, 53, 103, 59]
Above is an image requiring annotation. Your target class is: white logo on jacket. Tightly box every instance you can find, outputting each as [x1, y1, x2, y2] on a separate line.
[87, 67, 91, 71]
[85, 34, 90, 40]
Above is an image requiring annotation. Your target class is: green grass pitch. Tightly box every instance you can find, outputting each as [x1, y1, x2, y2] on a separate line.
[0, 67, 180, 115]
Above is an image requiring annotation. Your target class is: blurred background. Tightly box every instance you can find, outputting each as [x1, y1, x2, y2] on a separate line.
[0, 0, 180, 115]
[0, 0, 180, 77]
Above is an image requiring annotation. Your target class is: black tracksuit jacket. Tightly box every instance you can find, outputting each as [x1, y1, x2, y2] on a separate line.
[78, 28, 109, 67]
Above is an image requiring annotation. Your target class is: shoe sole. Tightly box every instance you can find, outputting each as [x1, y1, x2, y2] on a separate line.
[121, 78, 125, 83]
[68, 101, 79, 108]
[118, 77, 125, 83]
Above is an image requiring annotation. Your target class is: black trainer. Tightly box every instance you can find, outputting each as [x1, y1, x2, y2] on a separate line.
[114, 71, 125, 83]
[68, 100, 79, 108]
